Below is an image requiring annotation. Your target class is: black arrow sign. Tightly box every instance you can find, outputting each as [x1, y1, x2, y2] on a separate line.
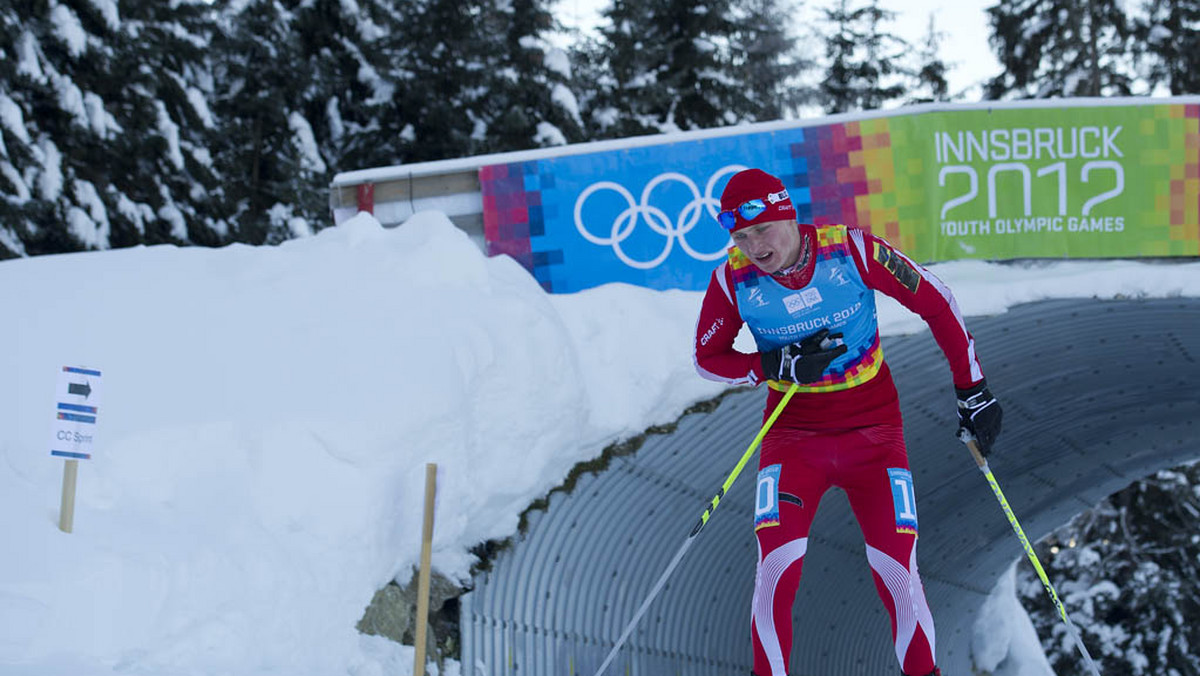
[68, 381, 92, 398]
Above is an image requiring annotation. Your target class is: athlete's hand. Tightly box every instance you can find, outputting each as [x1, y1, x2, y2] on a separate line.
[955, 380, 1003, 455]
[761, 328, 848, 384]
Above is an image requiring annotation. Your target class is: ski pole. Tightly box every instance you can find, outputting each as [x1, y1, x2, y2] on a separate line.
[591, 382, 801, 676]
[963, 437, 1102, 676]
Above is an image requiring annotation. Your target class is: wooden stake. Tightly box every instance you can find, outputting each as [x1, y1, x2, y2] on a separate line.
[59, 459, 78, 533]
[413, 463, 438, 676]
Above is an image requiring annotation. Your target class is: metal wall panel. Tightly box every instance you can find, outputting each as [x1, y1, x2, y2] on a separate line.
[462, 298, 1200, 676]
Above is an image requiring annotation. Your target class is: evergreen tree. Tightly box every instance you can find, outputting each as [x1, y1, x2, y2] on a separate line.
[566, 32, 614, 136]
[985, 0, 1136, 99]
[588, 0, 670, 137]
[594, 0, 737, 137]
[0, 0, 222, 257]
[289, 0, 410, 175]
[210, 0, 321, 244]
[822, 0, 858, 114]
[728, 0, 816, 121]
[907, 13, 951, 104]
[388, 0, 492, 162]
[0, 0, 121, 256]
[1019, 464, 1200, 676]
[590, 0, 807, 138]
[820, 0, 908, 114]
[111, 0, 227, 248]
[0, 0, 35, 258]
[474, 0, 586, 153]
[1138, 0, 1200, 95]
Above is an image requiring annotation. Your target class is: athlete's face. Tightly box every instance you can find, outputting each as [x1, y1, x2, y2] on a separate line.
[731, 219, 802, 274]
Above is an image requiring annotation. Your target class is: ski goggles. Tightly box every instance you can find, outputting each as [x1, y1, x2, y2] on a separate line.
[717, 189, 790, 230]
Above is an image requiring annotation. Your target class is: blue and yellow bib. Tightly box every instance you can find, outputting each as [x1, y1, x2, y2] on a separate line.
[730, 224, 883, 393]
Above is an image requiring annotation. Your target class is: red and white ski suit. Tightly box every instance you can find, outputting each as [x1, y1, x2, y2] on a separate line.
[693, 223, 985, 676]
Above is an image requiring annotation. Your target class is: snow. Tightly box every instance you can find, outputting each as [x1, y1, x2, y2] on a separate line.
[156, 101, 185, 170]
[534, 120, 568, 146]
[84, 91, 121, 139]
[65, 206, 99, 250]
[551, 82, 582, 126]
[1148, 25, 1172, 43]
[544, 46, 572, 79]
[0, 224, 24, 257]
[327, 97, 346, 144]
[288, 111, 327, 174]
[71, 179, 111, 250]
[88, 0, 121, 30]
[186, 86, 216, 130]
[268, 202, 316, 239]
[972, 563, 1055, 676]
[16, 32, 46, 83]
[50, 4, 88, 59]
[53, 70, 89, 131]
[157, 196, 189, 241]
[0, 92, 32, 145]
[115, 193, 152, 236]
[357, 59, 395, 106]
[3, 209, 1200, 675]
[188, 144, 214, 172]
[35, 139, 64, 202]
[1, 161, 31, 202]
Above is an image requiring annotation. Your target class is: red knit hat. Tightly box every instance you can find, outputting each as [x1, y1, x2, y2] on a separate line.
[719, 168, 796, 231]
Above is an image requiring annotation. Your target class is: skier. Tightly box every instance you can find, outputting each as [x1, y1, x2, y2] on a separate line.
[692, 168, 1003, 676]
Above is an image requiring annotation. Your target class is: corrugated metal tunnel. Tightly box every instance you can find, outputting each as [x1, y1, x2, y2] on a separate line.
[460, 297, 1200, 676]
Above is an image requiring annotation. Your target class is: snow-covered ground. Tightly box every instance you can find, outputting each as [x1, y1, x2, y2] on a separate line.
[3, 211, 1198, 675]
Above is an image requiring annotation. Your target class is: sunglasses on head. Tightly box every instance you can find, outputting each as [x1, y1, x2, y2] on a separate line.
[717, 189, 789, 230]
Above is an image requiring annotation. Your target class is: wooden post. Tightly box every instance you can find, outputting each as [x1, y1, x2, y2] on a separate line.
[59, 459, 78, 533]
[413, 463, 438, 676]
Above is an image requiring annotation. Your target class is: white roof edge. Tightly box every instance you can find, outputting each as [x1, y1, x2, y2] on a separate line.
[330, 95, 1200, 187]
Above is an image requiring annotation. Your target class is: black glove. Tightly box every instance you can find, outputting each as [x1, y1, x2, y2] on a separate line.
[956, 380, 1003, 456]
[760, 328, 848, 384]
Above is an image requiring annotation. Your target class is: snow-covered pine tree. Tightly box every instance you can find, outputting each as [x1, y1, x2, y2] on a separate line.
[907, 13, 951, 104]
[472, 0, 585, 152]
[0, 0, 36, 258]
[821, 0, 856, 114]
[1018, 463, 1200, 676]
[386, 0, 497, 163]
[592, 0, 756, 137]
[289, 0, 410, 177]
[0, 0, 222, 256]
[985, 0, 1137, 99]
[728, 0, 816, 121]
[820, 0, 908, 114]
[565, 32, 613, 137]
[1138, 0, 1200, 95]
[111, 0, 226, 247]
[590, 0, 809, 137]
[210, 0, 325, 244]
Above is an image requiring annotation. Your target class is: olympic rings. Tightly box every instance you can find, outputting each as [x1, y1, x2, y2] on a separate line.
[573, 165, 747, 269]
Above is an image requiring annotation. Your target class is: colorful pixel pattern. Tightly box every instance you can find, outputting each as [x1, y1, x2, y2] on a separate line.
[1140, 104, 1200, 256]
[480, 161, 564, 291]
[782, 119, 919, 252]
[1171, 105, 1200, 250]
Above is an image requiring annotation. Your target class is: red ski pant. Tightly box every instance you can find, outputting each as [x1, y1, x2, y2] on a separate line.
[750, 424, 936, 676]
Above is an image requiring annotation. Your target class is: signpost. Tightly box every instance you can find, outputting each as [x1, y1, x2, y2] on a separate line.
[51, 365, 102, 533]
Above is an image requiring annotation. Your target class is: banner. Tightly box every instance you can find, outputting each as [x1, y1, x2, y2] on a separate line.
[481, 101, 1200, 293]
